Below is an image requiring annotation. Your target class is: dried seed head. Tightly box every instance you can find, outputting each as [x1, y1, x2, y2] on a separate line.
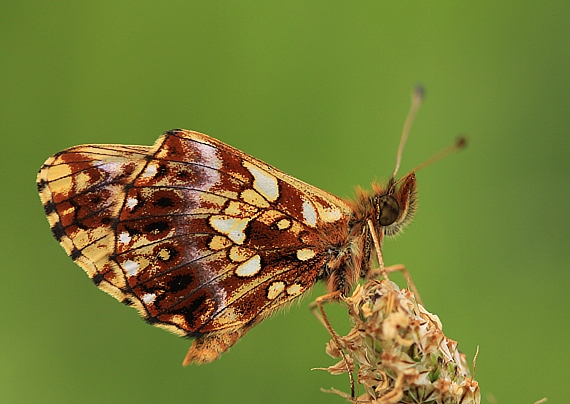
[321, 280, 481, 404]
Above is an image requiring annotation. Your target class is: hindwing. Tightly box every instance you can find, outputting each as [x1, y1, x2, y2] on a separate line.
[37, 129, 352, 362]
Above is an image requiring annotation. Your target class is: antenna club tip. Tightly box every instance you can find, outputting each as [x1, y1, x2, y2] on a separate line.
[413, 84, 425, 101]
[456, 136, 468, 149]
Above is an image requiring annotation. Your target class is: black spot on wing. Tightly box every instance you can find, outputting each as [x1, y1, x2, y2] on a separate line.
[37, 178, 48, 192]
[167, 273, 195, 293]
[144, 221, 169, 234]
[154, 197, 175, 208]
[92, 273, 105, 285]
[70, 247, 82, 261]
[122, 298, 134, 306]
[51, 222, 65, 242]
[43, 201, 56, 215]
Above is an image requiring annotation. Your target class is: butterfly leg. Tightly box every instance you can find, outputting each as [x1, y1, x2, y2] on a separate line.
[369, 264, 423, 306]
[310, 292, 356, 399]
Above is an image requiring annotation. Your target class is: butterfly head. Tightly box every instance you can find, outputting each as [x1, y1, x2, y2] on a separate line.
[372, 173, 418, 237]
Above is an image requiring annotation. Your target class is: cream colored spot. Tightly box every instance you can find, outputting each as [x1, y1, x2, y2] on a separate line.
[75, 171, 93, 192]
[118, 232, 131, 244]
[286, 283, 302, 296]
[71, 229, 89, 250]
[51, 176, 73, 195]
[142, 293, 156, 305]
[192, 192, 227, 214]
[75, 233, 111, 267]
[157, 248, 171, 261]
[224, 200, 258, 216]
[267, 281, 285, 300]
[243, 161, 279, 202]
[235, 255, 261, 277]
[240, 189, 270, 208]
[169, 314, 187, 327]
[209, 235, 232, 251]
[302, 199, 317, 226]
[62, 206, 74, 217]
[123, 260, 140, 276]
[47, 163, 72, 182]
[209, 215, 250, 245]
[126, 197, 138, 209]
[143, 163, 158, 177]
[212, 306, 238, 325]
[229, 246, 255, 262]
[296, 248, 316, 261]
[319, 205, 343, 222]
[276, 218, 291, 230]
[81, 245, 109, 266]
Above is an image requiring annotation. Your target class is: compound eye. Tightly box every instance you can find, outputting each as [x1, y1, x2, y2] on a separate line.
[378, 195, 400, 226]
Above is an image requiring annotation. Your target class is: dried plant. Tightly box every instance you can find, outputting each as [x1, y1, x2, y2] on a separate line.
[317, 279, 480, 404]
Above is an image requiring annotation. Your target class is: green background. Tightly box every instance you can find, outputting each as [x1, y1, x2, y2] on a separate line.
[2, 2, 568, 403]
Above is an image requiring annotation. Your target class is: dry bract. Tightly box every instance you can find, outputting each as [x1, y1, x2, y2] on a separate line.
[321, 280, 480, 404]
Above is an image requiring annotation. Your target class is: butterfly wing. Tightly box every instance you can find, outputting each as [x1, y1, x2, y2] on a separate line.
[38, 129, 352, 364]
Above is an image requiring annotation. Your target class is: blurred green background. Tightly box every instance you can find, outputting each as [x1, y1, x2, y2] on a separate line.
[2, 2, 569, 403]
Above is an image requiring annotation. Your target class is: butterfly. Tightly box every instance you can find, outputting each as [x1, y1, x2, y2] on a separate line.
[37, 88, 463, 365]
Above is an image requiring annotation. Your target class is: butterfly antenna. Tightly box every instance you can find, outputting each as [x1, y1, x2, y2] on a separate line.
[391, 85, 425, 181]
[396, 136, 468, 182]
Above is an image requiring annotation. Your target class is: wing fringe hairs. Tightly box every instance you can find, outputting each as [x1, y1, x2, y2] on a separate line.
[316, 280, 481, 404]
